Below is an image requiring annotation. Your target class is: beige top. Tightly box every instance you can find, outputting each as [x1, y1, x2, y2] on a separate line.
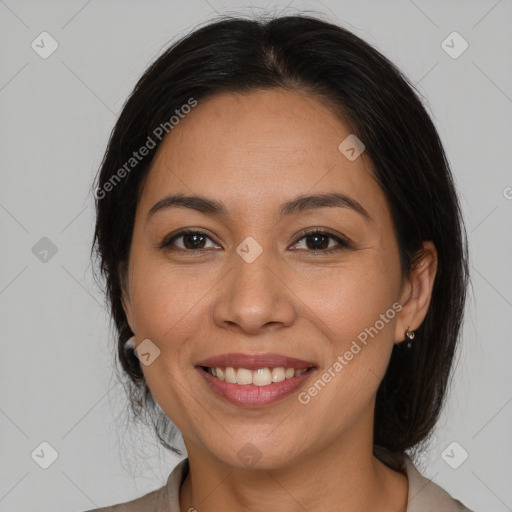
[85, 455, 474, 511]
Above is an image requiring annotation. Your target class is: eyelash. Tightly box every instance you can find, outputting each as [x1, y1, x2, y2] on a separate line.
[158, 229, 351, 254]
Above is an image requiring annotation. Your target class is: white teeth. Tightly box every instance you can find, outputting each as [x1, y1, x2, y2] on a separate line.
[253, 368, 272, 386]
[224, 367, 237, 383]
[207, 366, 310, 385]
[272, 367, 286, 382]
[236, 368, 253, 385]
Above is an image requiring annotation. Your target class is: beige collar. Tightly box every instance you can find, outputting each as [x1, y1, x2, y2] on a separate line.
[165, 455, 472, 511]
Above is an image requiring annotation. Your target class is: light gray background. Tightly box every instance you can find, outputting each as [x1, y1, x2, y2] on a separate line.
[1, 1, 511, 511]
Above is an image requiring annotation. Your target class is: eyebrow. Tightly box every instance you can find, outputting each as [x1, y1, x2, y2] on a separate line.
[146, 192, 372, 224]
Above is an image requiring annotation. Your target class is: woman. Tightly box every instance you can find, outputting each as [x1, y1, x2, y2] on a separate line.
[88, 13, 473, 512]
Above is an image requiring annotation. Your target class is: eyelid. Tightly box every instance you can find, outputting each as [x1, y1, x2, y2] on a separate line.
[159, 227, 354, 256]
[157, 228, 217, 250]
[158, 228, 352, 252]
[291, 228, 352, 248]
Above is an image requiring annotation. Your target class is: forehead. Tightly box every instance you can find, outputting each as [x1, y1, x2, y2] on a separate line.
[139, 89, 387, 222]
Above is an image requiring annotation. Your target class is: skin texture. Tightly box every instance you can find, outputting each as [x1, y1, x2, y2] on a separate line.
[120, 89, 438, 511]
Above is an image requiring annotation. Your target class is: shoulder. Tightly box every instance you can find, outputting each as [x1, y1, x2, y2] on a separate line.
[81, 486, 165, 512]
[80, 459, 188, 512]
[401, 454, 475, 511]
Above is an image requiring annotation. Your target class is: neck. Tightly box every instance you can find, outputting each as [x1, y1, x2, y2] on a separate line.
[179, 430, 408, 512]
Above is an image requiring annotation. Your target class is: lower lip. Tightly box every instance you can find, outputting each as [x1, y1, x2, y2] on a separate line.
[196, 367, 317, 407]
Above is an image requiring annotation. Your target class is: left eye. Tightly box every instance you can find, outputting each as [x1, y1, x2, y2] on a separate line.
[291, 230, 350, 252]
[159, 229, 350, 253]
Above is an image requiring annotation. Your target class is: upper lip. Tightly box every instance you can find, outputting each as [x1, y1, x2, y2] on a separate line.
[195, 353, 317, 370]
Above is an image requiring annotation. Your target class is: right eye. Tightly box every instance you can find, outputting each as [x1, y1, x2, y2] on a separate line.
[159, 230, 220, 251]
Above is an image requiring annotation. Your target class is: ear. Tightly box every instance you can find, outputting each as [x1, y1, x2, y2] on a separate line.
[394, 241, 438, 343]
[118, 261, 135, 333]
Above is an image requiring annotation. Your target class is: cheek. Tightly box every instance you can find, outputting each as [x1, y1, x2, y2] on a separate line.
[298, 260, 399, 343]
[295, 260, 400, 406]
[128, 251, 214, 342]
[297, 274, 398, 431]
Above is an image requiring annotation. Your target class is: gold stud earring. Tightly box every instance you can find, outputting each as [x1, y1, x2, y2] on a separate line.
[405, 327, 415, 349]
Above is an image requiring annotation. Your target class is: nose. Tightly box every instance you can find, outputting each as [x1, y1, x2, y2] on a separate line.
[212, 245, 296, 335]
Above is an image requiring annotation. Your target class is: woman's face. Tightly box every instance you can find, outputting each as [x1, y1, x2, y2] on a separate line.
[121, 89, 432, 469]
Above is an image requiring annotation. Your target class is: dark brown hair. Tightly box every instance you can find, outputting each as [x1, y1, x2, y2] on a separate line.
[91, 13, 469, 467]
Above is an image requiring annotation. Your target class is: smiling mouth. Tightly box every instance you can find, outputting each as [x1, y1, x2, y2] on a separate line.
[199, 365, 315, 386]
